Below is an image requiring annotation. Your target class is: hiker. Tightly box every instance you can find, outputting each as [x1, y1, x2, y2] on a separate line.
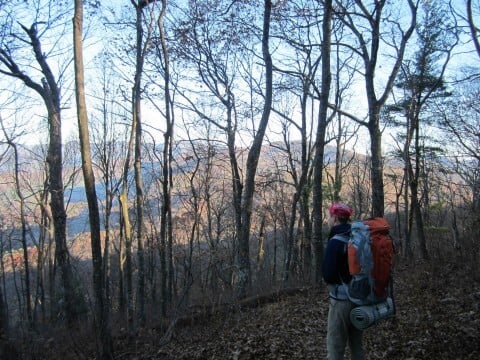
[322, 202, 364, 360]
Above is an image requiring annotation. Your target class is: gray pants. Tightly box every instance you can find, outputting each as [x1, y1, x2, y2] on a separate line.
[327, 298, 364, 360]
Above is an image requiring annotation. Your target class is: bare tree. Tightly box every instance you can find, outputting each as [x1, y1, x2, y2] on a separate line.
[90, 54, 127, 326]
[171, 0, 244, 292]
[110, 0, 155, 335]
[437, 75, 480, 211]
[312, 0, 333, 283]
[117, 88, 136, 339]
[235, 0, 273, 298]
[155, 0, 175, 315]
[73, 1, 113, 357]
[385, 1, 457, 260]
[131, 0, 152, 326]
[0, 123, 32, 329]
[169, 0, 273, 298]
[23, 144, 53, 326]
[269, 1, 324, 283]
[0, 115, 27, 360]
[334, 0, 418, 217]
[0, 1, 85, 325]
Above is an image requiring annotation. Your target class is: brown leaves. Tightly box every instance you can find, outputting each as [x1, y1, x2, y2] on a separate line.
[154, 262, 479, 360]
[152, 290, 328, 359]
[40, 260, 479, 359]
[363, 262, 480, 360]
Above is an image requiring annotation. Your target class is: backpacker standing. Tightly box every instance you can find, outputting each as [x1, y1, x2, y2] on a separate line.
[322, 202, 364, 360]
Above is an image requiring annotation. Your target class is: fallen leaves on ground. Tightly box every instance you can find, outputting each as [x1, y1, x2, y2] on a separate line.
[111, 260, 480, 360]
[34, 260, 480, 359]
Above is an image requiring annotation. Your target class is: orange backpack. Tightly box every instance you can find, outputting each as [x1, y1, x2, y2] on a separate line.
[347, 217, 395, 305]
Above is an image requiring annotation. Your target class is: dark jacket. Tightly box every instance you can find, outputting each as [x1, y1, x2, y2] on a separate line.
[322, 223, 352, 286]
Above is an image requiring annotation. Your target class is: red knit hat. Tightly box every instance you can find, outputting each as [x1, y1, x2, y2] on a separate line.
[328, 202, 353, 218]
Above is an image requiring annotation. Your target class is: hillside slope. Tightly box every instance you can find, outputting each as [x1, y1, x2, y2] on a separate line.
[32, 260, 480, 359]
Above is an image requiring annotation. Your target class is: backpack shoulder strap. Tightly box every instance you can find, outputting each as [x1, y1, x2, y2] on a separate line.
[331, 234, 349, 243]
[331, 234, 350, 256]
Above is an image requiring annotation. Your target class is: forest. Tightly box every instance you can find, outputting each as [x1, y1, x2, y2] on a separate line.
[0, 0, 479, 359]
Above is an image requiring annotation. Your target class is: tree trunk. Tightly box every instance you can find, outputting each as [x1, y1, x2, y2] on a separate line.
[157, 0, 174, 314]
[73, 1, 113, 357]
[48, 108, 80, 324]
[120, 193, 135, 337]
[257, 216, 266, 275]
[337, 0, 417, 218]
[284, 79, 312, 283]
[301, 184, 312, 280]
[237, 0, 272, 299]
[403, 166, 412, 258]
[0, 253, 8, 338]
[7, 140, 32, 328]
[119, 105, 136, 338]
[411, 122, 429, 260]
[312, 0, 332, 284]
[133, 5, 146, 327]
[368, 108, 385, 217]
[0, 20, 89, 326]
[284, 191, 300, 283]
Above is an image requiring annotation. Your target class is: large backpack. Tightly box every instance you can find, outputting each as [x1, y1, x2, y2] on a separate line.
[347, 217, 395, 305]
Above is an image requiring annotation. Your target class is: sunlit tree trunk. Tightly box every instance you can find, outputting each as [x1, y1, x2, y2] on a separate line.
[118, 104, 139, 340]
[73, 1, 113, 358]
